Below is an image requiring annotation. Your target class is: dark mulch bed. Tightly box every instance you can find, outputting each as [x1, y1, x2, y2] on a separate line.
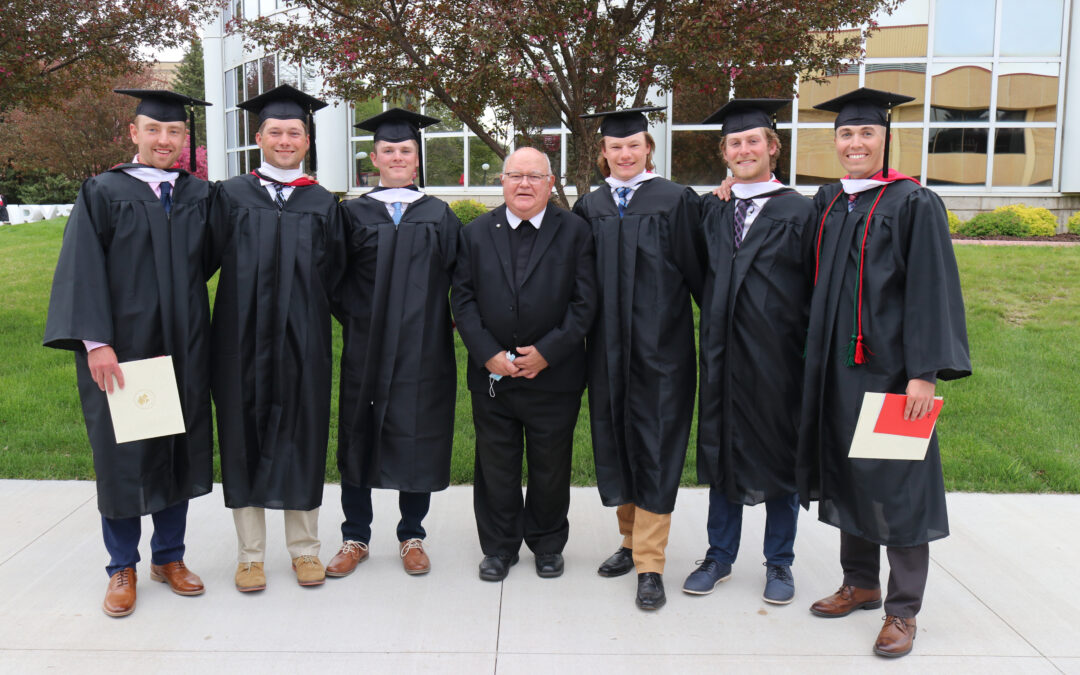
[951, 233, 1080, 242]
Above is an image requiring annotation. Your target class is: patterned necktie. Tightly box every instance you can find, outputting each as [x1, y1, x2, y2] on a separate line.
[616, 186, 632, 217]
[392, 201, 404, 226]
[159, 181, 172, 215]
[847, 193, 858, 212]
[733, 198, 750, 249]
[274, 183, 286, 210]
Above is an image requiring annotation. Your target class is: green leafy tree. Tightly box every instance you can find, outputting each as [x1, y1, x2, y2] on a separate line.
[173, 39, 207, 147]
[239, 0, 900, 203]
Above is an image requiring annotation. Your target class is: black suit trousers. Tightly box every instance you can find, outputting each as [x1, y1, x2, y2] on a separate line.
[840, 530, 930, 618]
[471, 386, 582, 556]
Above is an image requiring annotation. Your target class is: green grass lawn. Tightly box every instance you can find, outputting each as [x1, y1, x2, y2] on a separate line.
[1, 218, 1077, 492]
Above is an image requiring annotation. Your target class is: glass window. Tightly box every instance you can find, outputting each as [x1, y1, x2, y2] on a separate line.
[670, 130, 725, 186]
[930, 64, 991, 117]
[225, 69, 236, 108]
[244, 61, 259, 100]
[278, 57, 299, 89]
[424, 137, 464, 187]
[671, 78, 728, 125]
[246, 111, 259, 145]
[226, 111, 238, 149]
[933, 0, 994, 56]
[794, 128, 844, 186]
[352, 96, 382, 124]
[234, 66, 245, 108]
[228, 151, 240, 177]
[889, 128, 924, 183]
[424, 98, 462, 132]
[997, 64, 1059, 122]
[1000, 0, 1063, 56]
[300, 61, 318, 94]
[468, 137, 504, 187]
[798, 69, 859, 123]
[260, 56, 276, 93]
[733, 68, 797, 121]
[927, 128, 987, 186]
[866, 0, 929, 57]
[865, 64, 926, 121]
[352, 140, 376, 188]
[247, 148, 262, 173]
[992, 128, 1054, 186]
[514, 133, 562, 182]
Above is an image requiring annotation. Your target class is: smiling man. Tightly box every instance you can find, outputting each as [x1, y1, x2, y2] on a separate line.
[684, 99, 817, 605]
[44, 89, 213, 617]
[330, 108, 462, 579]
[800, 88, 971, 657]
[206, 84, 346, 592]
[573, 107, 705, 611]
[452, 147, 597, 582]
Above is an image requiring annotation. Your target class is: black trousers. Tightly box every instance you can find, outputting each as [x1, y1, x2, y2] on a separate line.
[471, 386, 581, 556]
[840, 530, 930, 618]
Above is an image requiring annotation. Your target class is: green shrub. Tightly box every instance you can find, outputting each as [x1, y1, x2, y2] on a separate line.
[1, 169, 81, 204]
[956, 210, 1029, 238]
[1068, 210, 1080, 234]
[947, 210, 962, 234]
[450, 199, 488, 225]
[997, 203, 1057, 236]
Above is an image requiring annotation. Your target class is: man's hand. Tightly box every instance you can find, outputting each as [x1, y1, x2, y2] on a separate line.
[88, 346, 125, 394]
[904, 378, 936, 421]
[485, 351, 521, 378]
[711, 176, 736, 201]
[513, 345, 548, 379]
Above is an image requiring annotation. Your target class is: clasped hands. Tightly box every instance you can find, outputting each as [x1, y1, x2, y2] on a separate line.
[485, 346, 548, 379]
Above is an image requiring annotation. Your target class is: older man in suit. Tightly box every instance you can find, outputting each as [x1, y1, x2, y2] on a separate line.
[452, 147, 598, 582]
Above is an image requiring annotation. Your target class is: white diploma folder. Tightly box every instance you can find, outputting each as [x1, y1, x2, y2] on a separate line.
[105, 355, 186, 444]
[848, 392, 944, 461]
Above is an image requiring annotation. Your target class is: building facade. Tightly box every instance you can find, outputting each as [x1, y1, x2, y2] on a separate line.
[202, 0, 1080, 224]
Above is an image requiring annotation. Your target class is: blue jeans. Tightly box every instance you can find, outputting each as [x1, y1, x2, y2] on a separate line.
[101, 500, 188, 577]
[340, 482, 430, 544]
[705, 489, 798, 566]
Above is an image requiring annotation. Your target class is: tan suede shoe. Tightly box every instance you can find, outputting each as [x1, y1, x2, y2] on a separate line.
[235, 562, 266, 592]
[292, 555, 326, 586]
[103, 567, 136, 617]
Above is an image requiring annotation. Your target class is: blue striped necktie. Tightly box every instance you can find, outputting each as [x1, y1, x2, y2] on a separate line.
[733, 198, 750, 249]
[616, 187, 632, 217]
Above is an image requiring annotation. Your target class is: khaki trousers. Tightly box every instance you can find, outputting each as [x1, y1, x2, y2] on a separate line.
[616, 503, 671, 574]
[232, 506, 320, 562]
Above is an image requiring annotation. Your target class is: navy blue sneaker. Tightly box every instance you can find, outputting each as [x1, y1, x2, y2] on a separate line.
[682, 559, 732, 595]
[763, 563, 795, 604]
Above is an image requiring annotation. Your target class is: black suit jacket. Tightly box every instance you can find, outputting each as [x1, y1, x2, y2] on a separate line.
[452, 203, 598, 394]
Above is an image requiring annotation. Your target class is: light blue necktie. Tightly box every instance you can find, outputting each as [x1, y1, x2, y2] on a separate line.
[392, 201, 403, 226]
[615, 187, 632, 217]
[159, 181, 172, 215]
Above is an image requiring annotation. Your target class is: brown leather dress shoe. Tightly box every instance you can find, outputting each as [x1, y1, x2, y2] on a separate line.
[326, 540, 369, 577]
[103, 567, 137, 617]
[809, 584, 882, 617]
[875, 615, 917, 657]
[149, 560, 205, 596]
[400, 538, 430, 575]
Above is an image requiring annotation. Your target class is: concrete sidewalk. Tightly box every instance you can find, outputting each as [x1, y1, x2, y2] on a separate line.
[0, 481, 1077, 673]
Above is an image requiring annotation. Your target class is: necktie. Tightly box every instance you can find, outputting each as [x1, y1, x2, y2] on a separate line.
[274, 183, 286, 210]
[733, 198, 750, 249]
[616, 187, 632, 217]
[513, 220, 537, 286]
[159, 181, 172, 215]
[847, 193, 858, 212]
[392, 201, 404, 226]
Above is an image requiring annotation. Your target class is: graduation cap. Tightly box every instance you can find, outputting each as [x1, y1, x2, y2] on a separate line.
[238, 84, 329, 173]
[580, 106, 666, 138]
[354, 107, 440, 187]
[115, 89, 212, 171]
[813, 87, 915, 176]
[701, 99, 789, 135]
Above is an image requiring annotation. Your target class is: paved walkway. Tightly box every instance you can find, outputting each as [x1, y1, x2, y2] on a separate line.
[1, 481, 1077, 673]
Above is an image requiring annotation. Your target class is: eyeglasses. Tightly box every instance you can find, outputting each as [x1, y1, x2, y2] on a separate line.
[501, 172, 551, 184]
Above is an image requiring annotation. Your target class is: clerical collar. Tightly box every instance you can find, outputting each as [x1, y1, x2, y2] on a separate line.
[124, 155, 179, 184]
[507, 207, 546, 230]
[256, 163, 304, 184]
[731, 176, 785, 200]
[605, 171, 658, 190]
[366, 184, 425, 204]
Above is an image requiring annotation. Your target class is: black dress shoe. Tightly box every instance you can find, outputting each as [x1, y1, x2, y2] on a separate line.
[535, 553, 564, 578]
[479, 553, 519, 581]
[636, 572, 666, 610]
[597, 547, 634, 577]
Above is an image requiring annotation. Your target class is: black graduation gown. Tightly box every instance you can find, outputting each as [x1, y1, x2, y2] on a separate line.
[43, 167, 213, 520]
[697, 189, 817, 504]
[572, 177, 704, 515]
[336, 192, 460, 492]
[206, 174, 346, 510]
[797, 180, 971, 547]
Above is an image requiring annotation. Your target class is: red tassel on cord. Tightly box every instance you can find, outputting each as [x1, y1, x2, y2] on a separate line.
[853, 335, 867, 364]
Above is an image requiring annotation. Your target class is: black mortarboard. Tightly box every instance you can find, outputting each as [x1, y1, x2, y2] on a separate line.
[239, 84, 329, 173]
[701, 99, 789, 135]
[115, 89, 212, 171]
[580, 106, 666, 138]
[354, 107, 440, 187]
[814, 88, 915, 176]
